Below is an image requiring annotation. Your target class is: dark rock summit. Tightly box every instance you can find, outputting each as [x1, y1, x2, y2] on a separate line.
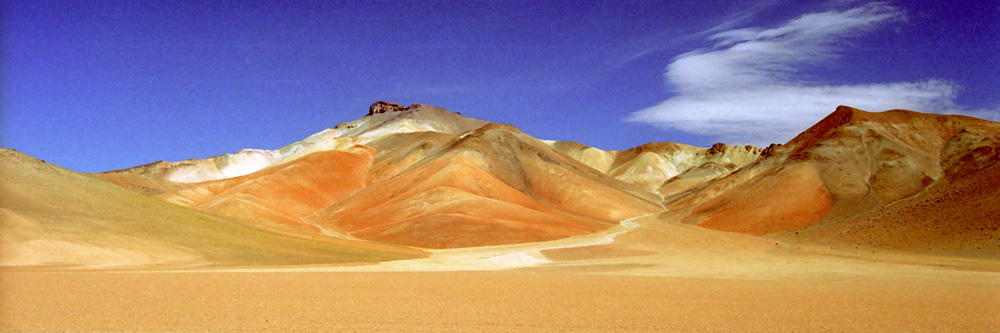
[367, 101, 454, 116]
[368, 101, 406, 115]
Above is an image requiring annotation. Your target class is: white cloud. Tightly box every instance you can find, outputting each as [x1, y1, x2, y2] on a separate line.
[627, 2, 967, 145]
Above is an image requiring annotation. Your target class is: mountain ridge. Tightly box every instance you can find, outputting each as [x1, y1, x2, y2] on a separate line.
[661, 105, 1000, 257]
[5, 102, 998, 265]
[94, 103, 663, 248]
[106, 101, 489, 183]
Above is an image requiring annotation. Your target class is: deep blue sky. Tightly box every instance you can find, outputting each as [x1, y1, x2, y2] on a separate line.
[3, 0, 997, 172]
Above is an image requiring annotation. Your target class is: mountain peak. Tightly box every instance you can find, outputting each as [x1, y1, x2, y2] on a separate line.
[367, 101, 456, 116]
[368, 101, 406, 115]
[787, 106, 999, 153]
[803, 105, 864, 133]
[783, 105, 885, 151]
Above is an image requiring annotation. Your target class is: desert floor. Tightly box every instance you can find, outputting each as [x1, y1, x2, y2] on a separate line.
[2, 269, 999, 332]
[3, 216, 999, 331]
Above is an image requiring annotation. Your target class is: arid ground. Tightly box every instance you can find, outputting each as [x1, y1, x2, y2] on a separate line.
[3, 268, 998, 331]
[3, 105, 999, 331]
[4, 214, 999, 331]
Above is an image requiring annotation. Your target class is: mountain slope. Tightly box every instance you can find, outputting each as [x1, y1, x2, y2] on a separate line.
[0, 148, 424, 267]
[548, 141, 763, 193]
[190, 147, 375, 232]
[663, 106, 1000, 257]
[774, 125, 1000, 257]
[98, 147, 376, 234]
[110, 102, 489, 183]
[95, 103, 487, 232]
[609, 142, 763, 193]
[546, 141, 618, 172]
[98, 103, 662, 249]
[305, 124, 664, 248]
[84, 102, 1000, 257]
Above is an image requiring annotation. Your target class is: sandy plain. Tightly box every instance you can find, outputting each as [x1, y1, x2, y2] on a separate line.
[3, 214, 999, 331]
[2, 269, 998, 332]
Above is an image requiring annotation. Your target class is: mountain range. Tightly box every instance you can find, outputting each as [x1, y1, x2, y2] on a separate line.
[3, 101, 998, 267]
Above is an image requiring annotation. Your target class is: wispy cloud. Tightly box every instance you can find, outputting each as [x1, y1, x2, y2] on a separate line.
[627, 2, 971, 145]
[615, 0, 784, 68]
[698, 0, 785, 37]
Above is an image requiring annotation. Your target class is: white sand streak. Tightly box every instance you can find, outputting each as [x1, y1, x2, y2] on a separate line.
[182, 214, 661, 273]
[360, 213, 658, 271]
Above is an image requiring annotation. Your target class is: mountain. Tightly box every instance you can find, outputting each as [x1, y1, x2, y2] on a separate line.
[111, 102, 488, 183]
[96, 102, 662, 249]
[304, 123, 663, 248]
[663, 106, 1000, 257]
[0, 148, 424, 267]
[11, 102, 998, 264]
[95, 103, 489, 234]
[548, 141, 764, 193]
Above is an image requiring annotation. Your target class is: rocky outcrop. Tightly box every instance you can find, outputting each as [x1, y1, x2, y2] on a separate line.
[761, 143, 782, 157]
[941, 129, 1000, 180]
[367, 101, 460, 116]
[368, 101, 406, 115]
[706, 142, 764, 156]
[707, 142, 727, 155]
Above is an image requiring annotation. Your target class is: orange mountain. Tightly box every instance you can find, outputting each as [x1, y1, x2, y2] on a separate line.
[96, 103, 662, 249]
[305, 123, 663, 248]
[0, 149, 424, 267]
[9, 102, 996, 264]
[663, 106, 1000, 257]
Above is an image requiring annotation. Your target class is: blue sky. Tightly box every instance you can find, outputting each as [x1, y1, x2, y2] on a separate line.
[3, 0, 997, 172]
